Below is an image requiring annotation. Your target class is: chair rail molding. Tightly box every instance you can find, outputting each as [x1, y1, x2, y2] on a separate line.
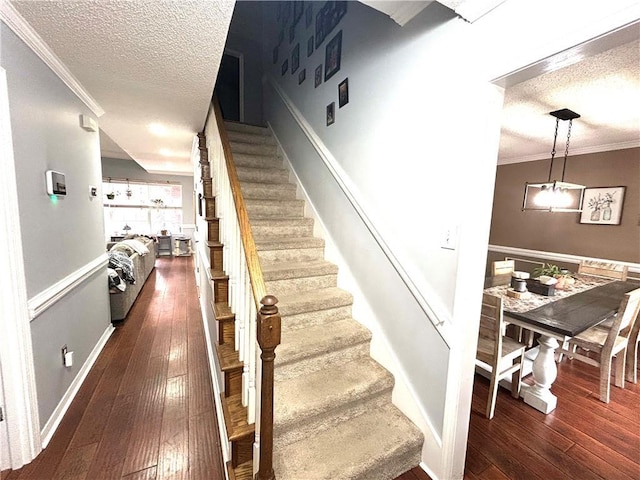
[27, 254, 109, 320]
[489, 245, 640, 275]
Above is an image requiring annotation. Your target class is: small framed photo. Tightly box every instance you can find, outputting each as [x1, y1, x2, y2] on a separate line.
[314, 64, 323, 88]
[307, 36, 314, 57]
[281, 59, 288, 76]
[324, 30, 342, 81]
[305, 3, 313, 28]
[326, 102, 335, 126]
[298, 68, 306, 85]
[338, 78, 349, 107]
[291, 43, 300, 74]
[272, 46, 278, 64]
[580, 186, 626, 225]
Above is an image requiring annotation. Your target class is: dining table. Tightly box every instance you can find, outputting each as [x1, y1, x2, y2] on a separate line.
[483, 274, 640, 414]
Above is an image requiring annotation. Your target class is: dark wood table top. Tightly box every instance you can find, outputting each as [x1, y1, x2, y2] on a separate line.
[503, 280, 640, 337]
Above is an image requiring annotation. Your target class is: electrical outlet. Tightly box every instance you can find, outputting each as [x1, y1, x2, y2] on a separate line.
[61, 345, 68, 366]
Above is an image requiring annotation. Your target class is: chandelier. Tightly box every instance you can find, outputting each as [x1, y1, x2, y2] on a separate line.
[522, 108, 585, 212]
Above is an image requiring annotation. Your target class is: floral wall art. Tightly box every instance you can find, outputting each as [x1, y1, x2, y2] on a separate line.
[579, 186, 626, 225]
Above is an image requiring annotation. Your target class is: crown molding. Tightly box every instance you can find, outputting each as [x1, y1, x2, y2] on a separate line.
[498, 140, 640, 165]
[0, 1, 105, 117]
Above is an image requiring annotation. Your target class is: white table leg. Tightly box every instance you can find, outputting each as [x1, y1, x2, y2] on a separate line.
[522, 335, 559, 414]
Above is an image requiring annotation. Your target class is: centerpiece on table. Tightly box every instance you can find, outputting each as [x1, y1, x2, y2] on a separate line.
[532, 263, 575, 290]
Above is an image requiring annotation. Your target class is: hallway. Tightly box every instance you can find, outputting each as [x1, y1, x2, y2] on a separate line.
[5, 257, 225, 480]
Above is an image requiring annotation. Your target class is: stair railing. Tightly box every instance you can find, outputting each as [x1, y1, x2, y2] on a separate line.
[210, 99, 280, 480]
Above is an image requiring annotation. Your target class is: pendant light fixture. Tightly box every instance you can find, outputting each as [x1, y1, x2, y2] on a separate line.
[522, 108, 585, 212]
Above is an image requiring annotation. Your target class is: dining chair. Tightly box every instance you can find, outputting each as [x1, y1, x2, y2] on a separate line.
[558, 287, 640, 403]
[491, 259, 515, 277]
[476, 293, 527, 419]
[624, 309, 640, 383]
[578, 260, 628, 281]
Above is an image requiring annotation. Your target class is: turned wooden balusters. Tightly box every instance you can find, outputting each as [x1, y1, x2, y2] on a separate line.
[256, 295, 281, 480]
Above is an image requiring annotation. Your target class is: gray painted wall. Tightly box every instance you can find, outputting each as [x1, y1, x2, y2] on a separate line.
[2, 24, 111, 428]
[101, 157, 195, 227]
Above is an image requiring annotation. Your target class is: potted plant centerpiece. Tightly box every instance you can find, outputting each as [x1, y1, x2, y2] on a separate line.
[533, 263, 575, 289]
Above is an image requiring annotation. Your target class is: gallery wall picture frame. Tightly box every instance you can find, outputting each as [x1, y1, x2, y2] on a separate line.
[326, 102, 335, 126]
[338, 78, 349, 107]
[315, 64, 323, 88]
[315, 0, 347, 48]
[307, 36, 314, 57]
[281, 59, 288, 76]
[305, 3, 313, 28]
[298, 68, 306, 85]
[291, 43, 300, 74]
[579, 186, 626, 225]
[324, 30, 342, 81]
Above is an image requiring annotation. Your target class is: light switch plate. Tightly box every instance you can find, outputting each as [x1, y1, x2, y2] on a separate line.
[441, 225, 459, 250]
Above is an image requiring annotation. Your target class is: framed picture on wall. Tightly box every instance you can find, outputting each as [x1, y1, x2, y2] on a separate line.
[298, 68, 306, 85]
[338, 78, 349, 107]
[579, 186, 626, 225]
[281, 59, 288, 76]
[307, 36, 314, 57]
[324, 30, 342, 81]
[314, 64, 323, 88]
[291, 43, 300, 74]
[326, 102, 335, 126]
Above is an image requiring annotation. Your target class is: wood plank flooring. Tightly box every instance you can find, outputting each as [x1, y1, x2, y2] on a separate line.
[4, 257, 224, 480]
[3, 256, 638, 479]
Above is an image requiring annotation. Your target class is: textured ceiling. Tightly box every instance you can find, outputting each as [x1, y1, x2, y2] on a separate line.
[11, 0, 235, 175]
[499, 38, 640, 164]
[9, 1, 639, 173]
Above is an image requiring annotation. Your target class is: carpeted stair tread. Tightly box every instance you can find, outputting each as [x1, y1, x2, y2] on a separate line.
[276, 287, 353, 317]
[273, 402, 423, 480]
[262, 259, 338, 281]
[226, 129, 277, 145]
[240, 181, 297, 200]
[236, 165, 290, 184]
[251, 217, 314, 238]
[255, 236, 325, 251]
[274, 357, 393, 432]
[233, 152, 283, 169]
[276, 318, 371, 369]
[229, 141, 277, 156]
[224, 121, 270, 135]
[245, 198, 305, 218]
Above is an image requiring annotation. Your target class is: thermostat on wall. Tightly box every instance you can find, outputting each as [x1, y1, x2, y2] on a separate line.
[46, 170, 67, 196]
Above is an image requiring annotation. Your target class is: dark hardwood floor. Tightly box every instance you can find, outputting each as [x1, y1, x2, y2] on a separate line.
[5, 257, 224, 480]
[3, 256, 638, 479]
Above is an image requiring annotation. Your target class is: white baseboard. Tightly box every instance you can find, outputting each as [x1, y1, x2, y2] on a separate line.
[40, 323, 115, 448]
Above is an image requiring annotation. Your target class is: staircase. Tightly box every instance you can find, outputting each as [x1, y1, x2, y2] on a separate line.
[223, 121, 424, 479]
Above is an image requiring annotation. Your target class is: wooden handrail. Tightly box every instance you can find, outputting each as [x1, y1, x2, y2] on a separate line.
[213, 100, 267, 309]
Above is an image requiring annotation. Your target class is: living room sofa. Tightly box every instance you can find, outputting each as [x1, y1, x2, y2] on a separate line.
[107, 236, 156, 322]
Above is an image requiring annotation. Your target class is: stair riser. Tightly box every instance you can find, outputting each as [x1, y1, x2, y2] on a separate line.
[205, 197, 216, 218]
[274, 390, 391, 449]
[227, 131, 277, 145]
[230, 142, 277, 156]
[352, 443, 422, 480]
[212, 278, 229, 304]
[225, 369, 243, 398]
[202, 178, 213, 197]
[281, 305, 352, 331]
[252, 223, 314, 238]
[241, 183, 297, 200]
[236, 168, 289, 184]
[275, 342, 370, 381]
[233, 153, 283, 170]
[258, 247, 325, 265]
[210, 247, 223, 271]
[266, 275, 338, 297]
[218, 318, 234, 345]
[246, 202, 304, 218]
[208, 219, 220, 243]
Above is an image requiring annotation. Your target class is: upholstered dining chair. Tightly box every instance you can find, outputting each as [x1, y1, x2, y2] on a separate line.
[491, 259, 515, 277]
[476, 293, 527, 419]
[558, 287, 640, 403]
[578, 260, 628, 281]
